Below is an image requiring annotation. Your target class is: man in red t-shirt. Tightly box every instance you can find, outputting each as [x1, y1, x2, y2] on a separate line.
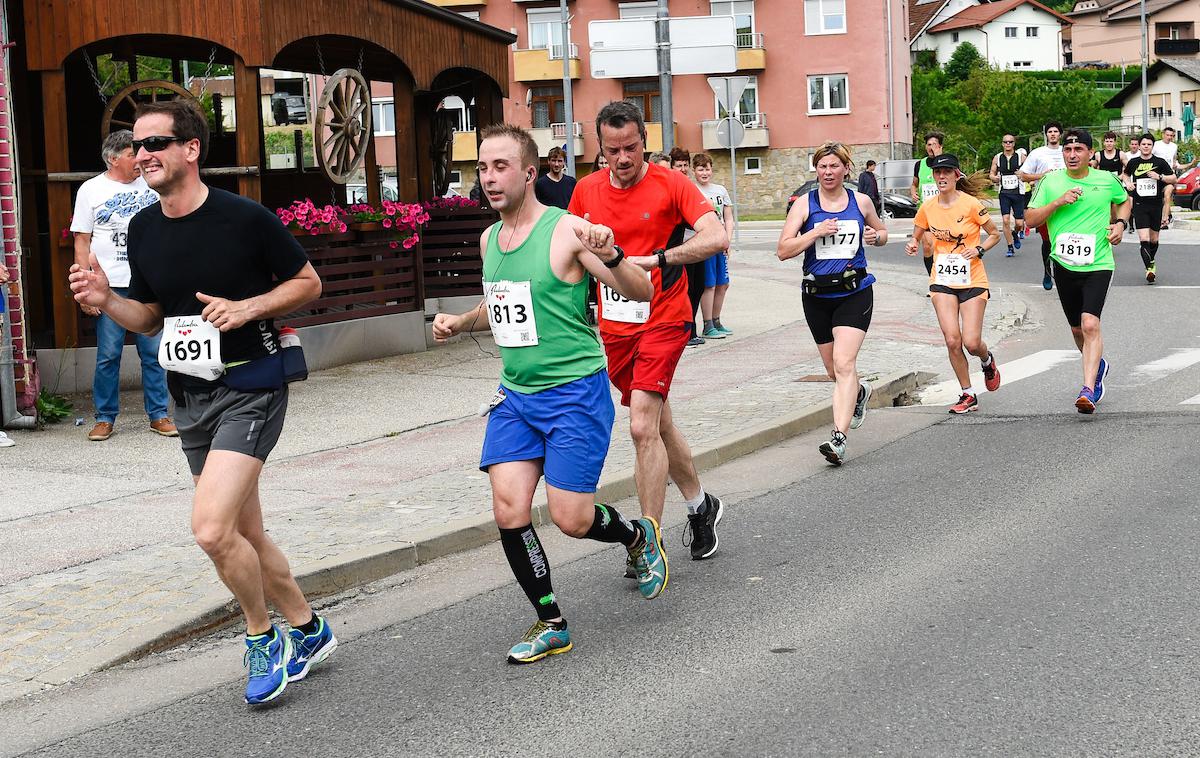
[569, 102, 728, 581]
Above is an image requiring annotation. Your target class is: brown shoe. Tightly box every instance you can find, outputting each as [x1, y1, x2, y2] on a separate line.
[88, 422, 114, 441]
[149, 418, 179, 437]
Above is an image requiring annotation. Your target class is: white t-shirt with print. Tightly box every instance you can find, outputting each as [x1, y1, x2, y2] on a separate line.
[70, 173, 159, 287]
[683, 182, 733, 243]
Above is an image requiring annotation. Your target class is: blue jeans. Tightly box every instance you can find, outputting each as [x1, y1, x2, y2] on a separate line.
[93, 287, 169, 422]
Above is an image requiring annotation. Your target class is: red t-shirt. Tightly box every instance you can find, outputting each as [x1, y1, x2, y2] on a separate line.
[569, 163, 712, 336]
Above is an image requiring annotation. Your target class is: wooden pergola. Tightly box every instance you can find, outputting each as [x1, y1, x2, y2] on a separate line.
[17, 0, 514, 349]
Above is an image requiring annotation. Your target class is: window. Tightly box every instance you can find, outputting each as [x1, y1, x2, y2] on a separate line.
[711, 0, 755, 41]
[744, 156, 761, 174]
[623, 80, 662, 122]
[529, 86, 564, 128]
[808, 73, 849, 114]
[448, 170, 462, 189]
[458, 11, 480, 21]
[804, 0, 845, 35]
[619, 2, 657, 19]
[714, 75, 760, 125]
[527, 9, 565, 51]
[372, 98, 395, 136]
[441, 96, 475, 133]
[1012, 61, 1032, 69]
[951, 32, 959, 43]
[1005, 26, 1017, 38]
[1026, 27, 1038, 37]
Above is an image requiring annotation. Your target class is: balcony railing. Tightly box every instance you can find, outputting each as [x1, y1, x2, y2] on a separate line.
[550, 122, 583, 139]
[547, 41, 580, 60]
[1155, 38, 1200, 56]
[706, 112, 767, 128]
[737, 32, 764, 49]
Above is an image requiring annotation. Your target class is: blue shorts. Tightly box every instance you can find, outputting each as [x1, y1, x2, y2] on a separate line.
[999, 193, 1026, 219]
[479, 370, 615, 493]
[704, 252, 730, 287]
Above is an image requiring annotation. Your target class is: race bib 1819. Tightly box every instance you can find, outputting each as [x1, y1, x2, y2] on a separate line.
[1055, 232, 1096, 267]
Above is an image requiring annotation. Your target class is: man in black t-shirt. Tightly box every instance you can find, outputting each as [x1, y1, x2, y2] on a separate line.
[533, 146, 576, 209]
[1121, 133, 1176, 283]
[69, 99, 335, 705]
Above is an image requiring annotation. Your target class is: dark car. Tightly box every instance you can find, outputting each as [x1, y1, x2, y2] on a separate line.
[786, 179, 918, 218]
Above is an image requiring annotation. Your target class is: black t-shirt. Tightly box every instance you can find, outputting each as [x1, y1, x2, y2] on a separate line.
[127, 187, 309, 374]
[1122, 155, 1172, 204]
[534, 173, 576, 209]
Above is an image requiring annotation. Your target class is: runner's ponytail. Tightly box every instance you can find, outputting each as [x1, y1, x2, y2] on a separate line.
[956, 170, 993, 199]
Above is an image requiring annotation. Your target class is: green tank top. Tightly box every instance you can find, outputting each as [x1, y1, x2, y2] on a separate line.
[482, 206, 606, 393]
[917, 157, 937, 201]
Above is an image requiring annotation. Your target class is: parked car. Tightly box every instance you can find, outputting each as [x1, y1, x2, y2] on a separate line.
[1173, 166, 1200, 209]
[347, 179, 400, 204]
[284, 95, 308, 124]
[785, 179, 918, 218]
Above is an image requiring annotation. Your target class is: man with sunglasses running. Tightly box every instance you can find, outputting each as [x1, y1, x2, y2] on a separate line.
[990, 134, 1026, 258]
[69, 100, 336, 705]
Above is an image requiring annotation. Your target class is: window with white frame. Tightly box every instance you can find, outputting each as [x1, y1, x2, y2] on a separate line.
[372, 98, 395, 136]
[711, 0, 755, 44]
[1005, 26, 1017, 38]
[1012, 61, 1032, 68]
[713, 76, 760, 125]
[448, 170, 462, 188]
[618, 2, 657, 19]
[744, 156, 761, 174]
[1026, 27, 1039, 37]
[441, 96, 475, 133]
[808, 73, 849, 114]
[527, 8, 565, 51]
[952, 32, 959, 42]
[804, 0, 846, 35]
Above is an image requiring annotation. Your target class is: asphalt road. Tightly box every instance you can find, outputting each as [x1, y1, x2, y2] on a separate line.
[11, 232, 1200, 757]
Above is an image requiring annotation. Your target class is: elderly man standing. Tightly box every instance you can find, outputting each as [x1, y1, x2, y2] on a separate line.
[71, 129, 174, 441]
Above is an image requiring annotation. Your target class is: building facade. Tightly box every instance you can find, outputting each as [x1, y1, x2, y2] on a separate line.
[1104, 57, 1200, 134]
[1068, 0, 1199, 68]
[913, 0, 1071, 71]
[395, 0, 914, 215]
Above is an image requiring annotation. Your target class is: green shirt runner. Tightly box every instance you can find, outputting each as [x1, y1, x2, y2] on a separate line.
[1029, 168, 1128, 272]
[482, 206, 606, 393]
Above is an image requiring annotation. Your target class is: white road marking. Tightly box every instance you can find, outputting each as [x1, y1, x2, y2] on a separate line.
[1126, 348, 1200, 386]
[918, 349, 1079, 406]
[1180, 393, 1200, 405]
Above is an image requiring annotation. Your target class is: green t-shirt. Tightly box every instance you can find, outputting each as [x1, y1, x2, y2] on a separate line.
[1029, 168, 1128, 272]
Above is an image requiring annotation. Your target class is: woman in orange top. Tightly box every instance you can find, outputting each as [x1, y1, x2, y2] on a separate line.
[905, 154, 1003, 414]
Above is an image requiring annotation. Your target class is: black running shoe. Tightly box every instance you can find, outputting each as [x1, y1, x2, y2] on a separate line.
[683, 494, 724, 560]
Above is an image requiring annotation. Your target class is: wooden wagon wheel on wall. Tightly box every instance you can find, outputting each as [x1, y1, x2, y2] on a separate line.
[101, 80, 197, 139]
[314, 68, 373, 185]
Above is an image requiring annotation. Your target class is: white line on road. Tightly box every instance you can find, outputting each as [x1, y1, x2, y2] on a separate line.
[1125, 348, 1200, 386]
[918, 349, 1079, 406]
[1179, 393, 1200, 405]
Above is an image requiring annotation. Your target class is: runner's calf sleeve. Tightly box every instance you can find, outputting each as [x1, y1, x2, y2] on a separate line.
[499, 524, 561, 621]
[1149, 241, 1159, 262]
[584, 503, 640, 547]
[923, 255, 933, 275]
[1140, 242, 1153, 268]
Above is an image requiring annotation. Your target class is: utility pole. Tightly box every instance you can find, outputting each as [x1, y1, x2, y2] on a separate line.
[884, 0, 895, 161]
[560, 0, 575, 176]
[1140, 0, 1149, 130]
[656, 0, 674, 153]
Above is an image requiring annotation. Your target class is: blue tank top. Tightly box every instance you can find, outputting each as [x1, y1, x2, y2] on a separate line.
[799, 188, 876, 298]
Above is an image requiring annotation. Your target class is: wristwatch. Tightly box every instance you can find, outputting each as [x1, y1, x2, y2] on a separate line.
[1114, 217, 1129, 230]
[975, 245, 985, 259]
[654, 248, 668, 269]
[603, 245, 625, 269]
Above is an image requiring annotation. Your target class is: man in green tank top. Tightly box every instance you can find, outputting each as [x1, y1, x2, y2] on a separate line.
[911, 131, 944, 273]
[433, 124, 658, 665]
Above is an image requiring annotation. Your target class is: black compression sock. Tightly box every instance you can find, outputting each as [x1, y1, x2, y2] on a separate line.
[1140, 242, 1152, 268]
[295, 615, 320, 636]
[923, 255, 933, 275]
[499, 524, 561, 621]
[584, 503, 640, 547]
[1148, 241, 1159, 262]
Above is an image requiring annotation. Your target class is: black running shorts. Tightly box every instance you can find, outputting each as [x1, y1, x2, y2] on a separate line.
[929, 285, 989, 302]
[1052, 262, 1113, 327]
[802, 286, 873, 345]
[176, 384, 289, 476]
[1132, 201, 1164, 232]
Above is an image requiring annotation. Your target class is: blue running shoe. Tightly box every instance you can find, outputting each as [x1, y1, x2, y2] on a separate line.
[1014, 234, 1022, 250]
[244, 626, 290, 704]
[1006, 246, 1014, 257]
[1075, 386, 1096, 414]
[634, 517, 668, 599]
[507, 619, 572, 664]
[1094, 358, 1110, 405]
[286, 616, 338, 682]
[1042, 272, 1053, 291]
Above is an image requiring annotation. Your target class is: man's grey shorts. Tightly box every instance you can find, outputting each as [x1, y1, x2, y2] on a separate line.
[176, 385, 288, 476]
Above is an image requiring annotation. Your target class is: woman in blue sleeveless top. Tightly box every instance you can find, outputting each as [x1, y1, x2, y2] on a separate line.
[777, 141, 888, 466]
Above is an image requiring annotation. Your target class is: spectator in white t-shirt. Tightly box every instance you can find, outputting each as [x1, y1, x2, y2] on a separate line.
[1152, 126, 1197, 228]
[70, 130, 174, 442]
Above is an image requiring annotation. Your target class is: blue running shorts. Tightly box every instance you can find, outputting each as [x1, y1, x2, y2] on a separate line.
[480, 370, 615, 493]
[703, 252, 730, 287]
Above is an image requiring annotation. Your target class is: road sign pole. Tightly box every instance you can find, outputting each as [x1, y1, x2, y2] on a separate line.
[730, 126, 738, 245]
[656, 0, 674, 153]
[560, 0, 575, 176]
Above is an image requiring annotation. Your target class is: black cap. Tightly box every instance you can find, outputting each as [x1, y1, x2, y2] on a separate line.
[1062, 130, 1093, 149]
[928, 154, 961, 172]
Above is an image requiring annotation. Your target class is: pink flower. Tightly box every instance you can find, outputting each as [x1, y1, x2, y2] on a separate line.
[388, 241, 399, 249]
[382, 218, 392, 228]
[403, 235, 418, 249]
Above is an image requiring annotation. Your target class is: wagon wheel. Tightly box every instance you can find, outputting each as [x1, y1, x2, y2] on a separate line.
[314, 68, 372, 185]
[101, 80, 197, 139]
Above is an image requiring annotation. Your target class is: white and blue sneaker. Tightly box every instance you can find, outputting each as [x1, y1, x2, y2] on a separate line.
[287, 616, 338, 682]
[1094, 358, 1110, 405]
[244, 625, 291, 704]
[507, 619, 572, 664]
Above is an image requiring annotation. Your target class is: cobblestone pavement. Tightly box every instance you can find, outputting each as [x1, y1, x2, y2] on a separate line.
[0, 234, 1035, 695]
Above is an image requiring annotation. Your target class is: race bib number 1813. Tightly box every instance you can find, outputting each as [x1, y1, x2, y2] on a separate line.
[485, 280, 539, 347]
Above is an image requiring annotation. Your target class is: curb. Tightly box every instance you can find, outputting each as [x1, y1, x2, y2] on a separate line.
[31, 370, 921, 687]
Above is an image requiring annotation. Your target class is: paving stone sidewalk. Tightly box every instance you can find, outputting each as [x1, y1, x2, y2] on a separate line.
[0, 254, 1034, 698]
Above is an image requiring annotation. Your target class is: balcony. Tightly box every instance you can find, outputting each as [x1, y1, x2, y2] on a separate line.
[644, 121, 678, 153]
[530, 122, 585, 156]
[452, 130, 477, 162]
[514, 43, 581, 82]
[736, 32, 765, 70]
[1155, 38, 1200, 56]
[701, 113, 769, 150]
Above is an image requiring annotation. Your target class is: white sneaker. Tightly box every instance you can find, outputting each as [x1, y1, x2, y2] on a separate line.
[0, 431, 14, 447]
[850, 380, 872, 430]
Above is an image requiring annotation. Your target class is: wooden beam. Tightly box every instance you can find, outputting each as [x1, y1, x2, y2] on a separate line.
[413, 95, 435, 203]
[392, 74, 418, 203]
[365, 122, 381, 207]
[233, 57, 262, 201]
[40, 70, 78, 349]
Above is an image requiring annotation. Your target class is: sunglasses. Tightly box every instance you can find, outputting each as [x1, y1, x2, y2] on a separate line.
[132, 136, 187, 153]
[1003, 140, 1015, 144]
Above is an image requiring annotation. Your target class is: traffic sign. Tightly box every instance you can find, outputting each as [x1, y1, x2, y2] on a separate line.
[707, 76, 750, 117]
[589, 17, 736, 78]
[715, 117, 745, 149]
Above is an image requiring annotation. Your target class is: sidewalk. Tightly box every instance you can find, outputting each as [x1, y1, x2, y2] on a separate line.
[0, 251, 1033, 702]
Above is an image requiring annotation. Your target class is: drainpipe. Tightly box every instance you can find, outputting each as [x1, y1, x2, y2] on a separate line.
[0, 7, 34, 429]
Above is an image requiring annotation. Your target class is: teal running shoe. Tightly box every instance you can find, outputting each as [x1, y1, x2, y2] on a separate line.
[715, 324, 733, 335]
[286, 616, 338, 681]
[507, 619, 572, 664]
[635, 517, 668, 599]
[702, 327, 726, 339]
[244, 626, 290, 705]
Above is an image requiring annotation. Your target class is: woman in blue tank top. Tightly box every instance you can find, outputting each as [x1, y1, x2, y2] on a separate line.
[777, 141, 888, 466]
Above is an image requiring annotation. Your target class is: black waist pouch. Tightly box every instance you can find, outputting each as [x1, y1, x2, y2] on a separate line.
[803, 268, 867, 296]
[222, 352, 286, 392]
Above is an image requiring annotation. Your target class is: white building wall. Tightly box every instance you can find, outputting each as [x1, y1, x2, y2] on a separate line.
[1117, 69, 1200, 133]
[913, 3, 1065, 70]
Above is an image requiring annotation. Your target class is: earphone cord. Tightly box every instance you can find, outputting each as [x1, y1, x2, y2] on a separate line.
[467, 181, 529, 359]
